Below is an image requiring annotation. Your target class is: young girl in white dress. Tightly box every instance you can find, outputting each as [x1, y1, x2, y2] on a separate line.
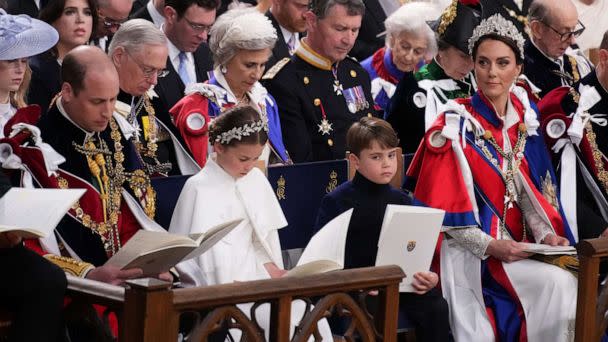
[170, 105, 332, 340]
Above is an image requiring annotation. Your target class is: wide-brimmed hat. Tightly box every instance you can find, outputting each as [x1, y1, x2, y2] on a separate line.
[0, 9, 58, 60]
[430, 0, 481, 55]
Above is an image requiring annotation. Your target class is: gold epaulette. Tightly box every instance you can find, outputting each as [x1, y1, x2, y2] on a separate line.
[262, 57, 290, 80]
[44, 254, 95, 278]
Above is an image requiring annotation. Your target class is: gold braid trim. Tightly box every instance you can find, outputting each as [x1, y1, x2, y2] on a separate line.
[437, 0, 458, 36]
[583, 122, 608, 194]
[44, 254, 94, 278]
[568, 55, 580, 84]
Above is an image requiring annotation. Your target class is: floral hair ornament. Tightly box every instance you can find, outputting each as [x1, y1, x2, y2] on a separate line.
[468, 13, 525, 60]
[214, 119, 269, 145]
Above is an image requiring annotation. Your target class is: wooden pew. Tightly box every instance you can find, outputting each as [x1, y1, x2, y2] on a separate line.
[64, 265, 404, 341]
[575, 238, 608, 342]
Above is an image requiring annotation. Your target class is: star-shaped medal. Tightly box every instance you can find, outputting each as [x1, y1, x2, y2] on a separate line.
[333, 80, 343, 95]
[318, 118, 333, 135]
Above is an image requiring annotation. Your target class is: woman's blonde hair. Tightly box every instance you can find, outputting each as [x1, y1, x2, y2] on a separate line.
[7, 63, 31, 109]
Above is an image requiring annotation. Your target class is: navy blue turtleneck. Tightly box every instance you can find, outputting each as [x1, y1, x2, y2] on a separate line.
[314, 171, 410, 269]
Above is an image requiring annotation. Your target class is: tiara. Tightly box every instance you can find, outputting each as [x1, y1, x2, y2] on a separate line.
[214, 119, 269, 145]
[468, 14, 525, 60]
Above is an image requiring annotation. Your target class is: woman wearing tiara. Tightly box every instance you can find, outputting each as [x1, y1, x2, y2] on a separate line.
[408, 14, 577, 341]
[170, 106, 332, 340]
[169, 7, 289, 167]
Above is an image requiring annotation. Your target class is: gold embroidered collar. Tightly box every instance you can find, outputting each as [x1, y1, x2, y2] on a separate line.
[295, 39, 333, 71]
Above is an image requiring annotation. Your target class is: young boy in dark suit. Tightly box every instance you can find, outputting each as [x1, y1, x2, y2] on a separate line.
[315, 117, 449, 341]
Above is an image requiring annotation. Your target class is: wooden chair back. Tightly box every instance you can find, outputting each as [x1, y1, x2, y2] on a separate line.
[575, 238, 608, 341]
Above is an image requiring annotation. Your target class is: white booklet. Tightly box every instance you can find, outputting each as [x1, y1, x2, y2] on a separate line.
[0, 187, 86, 238]
[106, 218, 242, 276]
[285, 209, 353, 277]
[520, 242, 576, 255]
[375, 204, 445, 292]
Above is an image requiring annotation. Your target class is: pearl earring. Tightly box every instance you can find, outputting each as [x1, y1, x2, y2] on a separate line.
[220, 65, 227, 74]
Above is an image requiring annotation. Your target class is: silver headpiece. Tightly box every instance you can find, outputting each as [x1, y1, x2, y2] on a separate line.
[214, 119, 269, 145]
[468, 14, 525, 60]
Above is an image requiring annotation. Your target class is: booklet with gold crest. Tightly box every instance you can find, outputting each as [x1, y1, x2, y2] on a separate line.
[106, 218, 242, 276]
[0, 188, 86, 238]
[285, 209, 353, 277]
[375, 205, 445, 292]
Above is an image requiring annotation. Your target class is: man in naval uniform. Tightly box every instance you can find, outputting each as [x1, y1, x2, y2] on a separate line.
[524, 0, 593, 98]
[262, 0, 377, 163]
[537, 30, 608, 241]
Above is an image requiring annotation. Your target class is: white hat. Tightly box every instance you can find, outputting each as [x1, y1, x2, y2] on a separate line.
[0, 9, 59, 60]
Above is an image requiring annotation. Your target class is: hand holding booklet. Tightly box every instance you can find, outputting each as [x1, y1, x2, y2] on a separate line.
[285, 209, 353, 277]
[0, 187, 86, 238]
[375, 205, 445, 292]
[106, 219, 242, 276]
[520, 242, 576, 255]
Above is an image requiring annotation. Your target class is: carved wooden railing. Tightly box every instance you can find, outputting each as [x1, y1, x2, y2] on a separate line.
[575, 238, 608, 342]
[64, 265, 404, 342]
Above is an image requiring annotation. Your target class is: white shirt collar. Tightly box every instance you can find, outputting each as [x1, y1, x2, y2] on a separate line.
[57, 96, 95, 139]
[164, 32, 194, 67]
[212, 67, 268, 108]
[146, 1, 165, 28]
[279, 24, 298, 45]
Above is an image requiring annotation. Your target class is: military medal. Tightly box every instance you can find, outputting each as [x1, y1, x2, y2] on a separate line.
[315, 99, 333, 135]
[331, 64, 343, 95]
[318, 118, 333, 135]
[333, 80, 343, 95]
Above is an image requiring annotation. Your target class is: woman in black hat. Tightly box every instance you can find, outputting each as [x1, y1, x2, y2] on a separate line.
[385, 0, 481, 156]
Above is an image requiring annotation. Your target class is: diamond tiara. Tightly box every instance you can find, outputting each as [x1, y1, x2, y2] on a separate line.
[214, 119, 269, 145]
[468, 14, 525, 60]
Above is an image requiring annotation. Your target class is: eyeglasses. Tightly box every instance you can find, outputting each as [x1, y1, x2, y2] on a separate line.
[183, 16, 212, 33]
[125, 50, 169, 79]
[98, 12, 128, 30]
[541, 20, 586, 42]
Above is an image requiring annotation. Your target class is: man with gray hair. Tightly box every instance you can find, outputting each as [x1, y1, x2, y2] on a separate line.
[524, 0, 593, 97]
[109, 19, 199, 176]
[263, 0, 377, 162]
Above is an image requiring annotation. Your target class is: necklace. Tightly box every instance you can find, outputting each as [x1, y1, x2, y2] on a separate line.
[130, 94, 172, 175]
[475, 123, 528, 241]
[57, 118, 157, 255]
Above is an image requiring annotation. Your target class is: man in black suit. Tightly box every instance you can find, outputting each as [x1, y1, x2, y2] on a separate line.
[153, 0, 217, 115]
[92, 0, 133, 52]
[266, 0, 309, 67]
[349, 0, 387, 61]
[6, 0, 42, 17]
[130, 0, 148, 16]
[132, 0, 165, 28]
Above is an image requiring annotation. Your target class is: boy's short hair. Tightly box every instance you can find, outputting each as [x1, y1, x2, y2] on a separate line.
[347, 117, 399, 156]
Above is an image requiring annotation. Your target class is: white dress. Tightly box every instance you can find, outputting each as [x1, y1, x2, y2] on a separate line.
[170, 158, 332, 340]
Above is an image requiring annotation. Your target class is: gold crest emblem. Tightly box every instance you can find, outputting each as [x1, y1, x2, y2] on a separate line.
[276, 175, 286, 200]
[326, 170, 338, 193]
[407, 241, 416, 252]
[541, 171, 559, 211]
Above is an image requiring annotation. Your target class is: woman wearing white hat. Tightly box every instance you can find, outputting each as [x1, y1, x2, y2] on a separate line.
[0, 9, 58, 137]
[0, 9, 68, 342]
